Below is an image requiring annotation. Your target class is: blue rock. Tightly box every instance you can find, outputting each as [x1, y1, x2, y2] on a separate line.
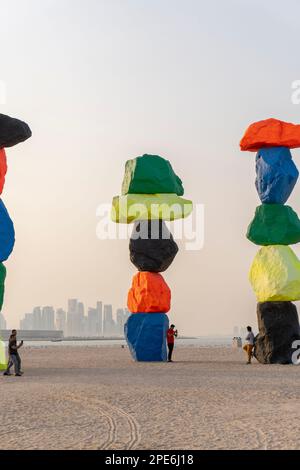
[124, 313, 169, 362]
[0, 200, 15, 261]
[255, 147, 299, 204]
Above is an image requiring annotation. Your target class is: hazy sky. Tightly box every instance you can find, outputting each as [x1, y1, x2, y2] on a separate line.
[1, 0, 300, 334]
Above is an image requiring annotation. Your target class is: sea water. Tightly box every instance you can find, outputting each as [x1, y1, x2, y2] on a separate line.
[3, 336, 232, 349]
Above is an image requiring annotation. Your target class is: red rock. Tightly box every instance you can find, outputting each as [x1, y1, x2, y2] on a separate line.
[240, 118, 300, 151]
[127, 272, 171, 313]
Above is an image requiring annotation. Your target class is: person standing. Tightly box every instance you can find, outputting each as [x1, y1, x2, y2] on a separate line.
[3, 330, 23, 376]
[167, 324, 178, 362]
[243, 326, 255, 364]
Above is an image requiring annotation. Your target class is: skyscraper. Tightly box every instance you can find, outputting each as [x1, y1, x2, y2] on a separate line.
[96, 301, 103, 336]
[66, 300, 86, 337]
[67, 299, 78, 336]
[56, 308, 66, 334]
[77, 302, 84, 316]
[68, 299, 78, 314]
[76, 302, 85, 336]
[20, 313, 34, 330]
[124, 308, 130, 322]
[88, 308, 98, 337]
[42, 306, 55, 330]
[103, 304, 115, 336]
[116, 308, 125, 336]
[32, 307, 42, 330]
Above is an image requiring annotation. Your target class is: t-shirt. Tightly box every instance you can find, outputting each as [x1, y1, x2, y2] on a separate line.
[245, 332, 255, 346]
[9, 337, 17, 355]
[167, 328, 176, 344]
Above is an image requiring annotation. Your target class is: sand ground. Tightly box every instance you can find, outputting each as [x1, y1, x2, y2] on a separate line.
[1, 345, 300, 450]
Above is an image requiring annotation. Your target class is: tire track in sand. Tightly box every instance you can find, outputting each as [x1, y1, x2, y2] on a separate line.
[106, 402, 141, 450]
[61, 393, 117, 449]
[62, 392, 140, 450]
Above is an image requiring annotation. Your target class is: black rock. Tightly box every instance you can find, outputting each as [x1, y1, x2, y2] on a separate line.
[0, 114, 32, 148]
[129, 220, 178, 273]
[254, 301, 300, 364]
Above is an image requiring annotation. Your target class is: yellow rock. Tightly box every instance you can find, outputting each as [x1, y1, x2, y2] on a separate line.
[111, 194, 193, 224]
[0, 339, 6, 371]
[249, 245, 300, 302]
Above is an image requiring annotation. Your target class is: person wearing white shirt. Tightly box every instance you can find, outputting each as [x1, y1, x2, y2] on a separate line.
[243, 326, 255, 364]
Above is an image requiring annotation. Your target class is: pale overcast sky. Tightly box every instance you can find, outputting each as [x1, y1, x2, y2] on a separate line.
[1, 0, 300, 334]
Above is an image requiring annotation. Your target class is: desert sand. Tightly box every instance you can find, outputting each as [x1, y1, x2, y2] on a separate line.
[1, 345, 300, 450]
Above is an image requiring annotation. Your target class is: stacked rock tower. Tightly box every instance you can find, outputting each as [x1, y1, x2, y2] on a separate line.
[240, 118, 300, 364]
[111, 154, 193, 361]
[0, 114, 31, 370]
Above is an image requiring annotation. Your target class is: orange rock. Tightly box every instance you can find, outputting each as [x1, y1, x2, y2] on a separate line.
[0, 149, 7, 195]
[127, 272, 171, 313]
[240, 118, 300, 151]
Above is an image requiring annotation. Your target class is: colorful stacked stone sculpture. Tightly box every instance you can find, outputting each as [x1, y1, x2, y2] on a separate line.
[241, 118, 300, 363]
[112, 154, 192, 361]
[0, 114, 31, 356]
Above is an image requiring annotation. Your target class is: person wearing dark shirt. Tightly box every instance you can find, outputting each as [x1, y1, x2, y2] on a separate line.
[167, 324, 178, 362]
[3, 330, 23, 376]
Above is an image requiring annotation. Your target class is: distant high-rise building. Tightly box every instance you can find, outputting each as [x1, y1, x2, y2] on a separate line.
[103, 304, 115, 336]
[32, 307, 42, 330]
[96, 301, 103, 336]
[116, 308, 125, 336]
[233, 326, 239, 337]
[20, 313, 34, 330]
[76, 302, 85, 336]
[68, 299, 78, 314]
[67, 299, 78, 336]
[124, 308, 130, 322]
[77, 302, 84, 316]
[0, 312, 6, 330]
[88, 308, 98, 337]
[56, 309, 66, 333]
[66, 299, 86, 337]
[42, 306, 55, 330]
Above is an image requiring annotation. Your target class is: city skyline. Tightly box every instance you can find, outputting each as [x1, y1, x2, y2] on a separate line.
[18, 299, 129, 338]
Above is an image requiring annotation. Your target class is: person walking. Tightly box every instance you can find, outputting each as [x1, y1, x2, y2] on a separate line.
[243, 326, 255, 364]
[3, 330, 23, 376]
[167, 324, 178, 362]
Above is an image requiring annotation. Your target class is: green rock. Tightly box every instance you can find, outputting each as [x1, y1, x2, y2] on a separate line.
[122, 154, 184, 196]
[0, 263, 6, 311]
[247, 204, 300, 245]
